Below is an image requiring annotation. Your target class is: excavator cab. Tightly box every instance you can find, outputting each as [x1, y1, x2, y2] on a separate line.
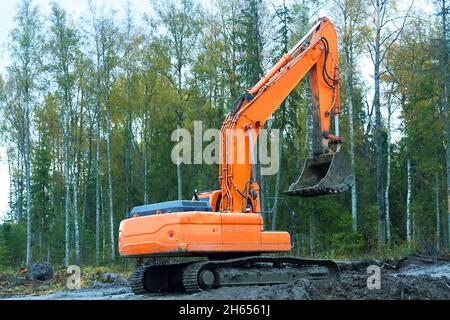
[285, 150, 353, 197]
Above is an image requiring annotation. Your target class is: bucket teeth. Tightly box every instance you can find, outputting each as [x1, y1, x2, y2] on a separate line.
[284, 150, 353, 197]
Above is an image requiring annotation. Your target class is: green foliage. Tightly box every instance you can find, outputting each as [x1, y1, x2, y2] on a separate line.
[0, 223, 26, 268]
[329, 232, 365, 256]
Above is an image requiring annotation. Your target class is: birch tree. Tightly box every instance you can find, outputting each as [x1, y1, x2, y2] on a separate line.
[140, 38, 162, 204]
[122, 4, 141, 217]
[48, 2, 80, 267]
[88, 2, 120, 263]
[2, 75, 25, 225]
[384, 87, 394, 243]
[406, 158, 412, 242]
[434, 0, 449, 249]
[95, 95, 101, 266]
[71, 66, 87, 265]
[335, 0, 365, 232]
[365, 0, 411, 247]
[99, 14, 120, 263]
[153, 0, 201, 200]
[271, 1, 289, 231]
[435, 173, 441, 254]
[86, 3, 101, 266]
[8, 0, 43, 266]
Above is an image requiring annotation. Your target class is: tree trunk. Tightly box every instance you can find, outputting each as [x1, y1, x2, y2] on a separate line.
[39, 215, 43, 259]
[124, 107, 131, 218]
[259, 171, 266, 226]
[72, 144, 80, 265]
[176, 121, 183, 200]
[309, 209, 315, 257]
[305, 79, 313, 158]
[436, 173, 441, 254]
[334, 115, 340, 137]
[101, 181, 105, 263]
[50, 169, 55, 264]
[344, 41, 358, 232]
[105, 104, 115, 262]
[438, 0, 450, 250]
[143, 79, 152, 204]
[25, 100, 32, 266]
[82, 120, 94, 226]
[271, 130, 284, 231]
[369, 0, 392, 248]
[64, 104, 71, 267]
[7, 148, 13, 221]
[143, 122, 149, 204]
[406, 159, 412, 242]
[374, 40, 386, 247]
[95, 104, 101, 266]
[385, 96, 392, 243]
[17, 146, 23, 224]
[270, 1, 289, 231]
[123, 0, 134, 219]
[143, 139, 149, 204]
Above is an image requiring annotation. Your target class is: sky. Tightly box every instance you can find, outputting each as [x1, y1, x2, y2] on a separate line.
[0, 0, 434, 221]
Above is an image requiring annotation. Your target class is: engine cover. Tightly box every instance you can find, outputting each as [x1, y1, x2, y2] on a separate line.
[129, 200, 212, 218]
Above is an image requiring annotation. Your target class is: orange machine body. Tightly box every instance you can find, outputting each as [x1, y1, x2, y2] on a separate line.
[119, 17, 340, 258]
[119, 212, 290, 257]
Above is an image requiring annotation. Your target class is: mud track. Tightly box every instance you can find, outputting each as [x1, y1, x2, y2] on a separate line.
[3, 256, 450, 300]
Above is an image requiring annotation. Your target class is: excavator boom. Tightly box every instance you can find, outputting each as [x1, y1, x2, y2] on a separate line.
[219, 17, 352, 213]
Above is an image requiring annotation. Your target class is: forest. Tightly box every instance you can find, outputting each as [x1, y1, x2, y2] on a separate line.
[0, 0, 448, 269]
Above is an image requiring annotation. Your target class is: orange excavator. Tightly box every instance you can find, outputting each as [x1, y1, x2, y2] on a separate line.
[119, 17, 352, 294]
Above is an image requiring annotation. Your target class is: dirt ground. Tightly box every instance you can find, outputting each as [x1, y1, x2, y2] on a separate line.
[1, 255, 449, 300]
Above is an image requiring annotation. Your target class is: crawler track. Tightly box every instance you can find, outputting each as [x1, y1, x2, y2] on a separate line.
[129, 266, 147, 295]
[129, 256, 340, 294]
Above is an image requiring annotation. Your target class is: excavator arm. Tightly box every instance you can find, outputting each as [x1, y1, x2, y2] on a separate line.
[219, 17, 352, 213]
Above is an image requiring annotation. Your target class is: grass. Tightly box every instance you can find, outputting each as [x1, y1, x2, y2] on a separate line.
[305, 243, 420, 262]
[315, 242, 449, 262]
[0, 269, 66, 297]
[0, 262, 134, 297]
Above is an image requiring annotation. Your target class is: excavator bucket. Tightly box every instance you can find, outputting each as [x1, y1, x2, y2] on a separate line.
[284, 150, 353, 197]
